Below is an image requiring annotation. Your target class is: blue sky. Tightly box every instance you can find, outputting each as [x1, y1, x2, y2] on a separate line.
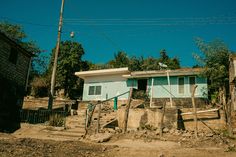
[1, 0, 236, 67]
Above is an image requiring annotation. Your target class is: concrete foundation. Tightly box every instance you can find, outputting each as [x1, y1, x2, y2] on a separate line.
[117, 108, 177, 130]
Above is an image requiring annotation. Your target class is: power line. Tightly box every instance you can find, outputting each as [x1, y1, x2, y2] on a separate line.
[0, 16, 57, 28]
[63, 16, 236, 26]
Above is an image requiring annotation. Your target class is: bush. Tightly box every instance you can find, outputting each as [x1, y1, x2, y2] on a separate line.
[48, 114, 65, 127]
[30, 76, 49, 97]
[132, 90, 149, 101]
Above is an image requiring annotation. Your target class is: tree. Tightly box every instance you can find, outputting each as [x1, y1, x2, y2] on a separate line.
[48, 40, 88, 98]
[194, 38, 233, 135]
[129, 56, 144, 71]
[109, 51, 129, 68]
[142, 57, 159, 70]
[159, 49, 169, 64]
[194, 38, 230, 92]
[158, 49, 180, 70]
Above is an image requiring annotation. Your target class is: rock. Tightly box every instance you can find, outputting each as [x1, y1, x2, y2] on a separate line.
[169, 129, 175, 134]
[182, 132, 192, 137]
[163, 127, 169, 133]
[155, 129, 160, 135]
[181, 137, 187, 141]
[89, 133, 112, 143]
[107, 128, 116, 134]
[206, 133, 214, 137]
[173, 130, 182, 136]
[102, 147, 107, 152]
[115, 127, 120, 131]
[233, 128, 236, 134]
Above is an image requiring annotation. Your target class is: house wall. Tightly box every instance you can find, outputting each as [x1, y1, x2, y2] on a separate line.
[0, 35, 31, 132]
[82, 74, 208, 103]
[0, 37, 31, 87]
[148, 76, 208, 98]
[82, 74, 131, 101]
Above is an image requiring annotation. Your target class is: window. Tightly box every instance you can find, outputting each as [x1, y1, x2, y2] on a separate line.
[189, 76, 196, 94]
[88, 85, 102, 95]
[178, 77, 184, 94]
[8, 47, 18, 64]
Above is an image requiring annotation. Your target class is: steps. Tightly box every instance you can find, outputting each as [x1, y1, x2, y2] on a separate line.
[47, 109, 87, 139]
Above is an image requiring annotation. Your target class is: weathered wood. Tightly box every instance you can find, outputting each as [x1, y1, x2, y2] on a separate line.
[159, 100, 166, 137]
[96, 103, 102, 133]
[181, 108, 220, 116]
[85, 109, 89, 135]
[191, 85, 198, 139]
[85, 90, 130, 135]
[123, 88, 133, 133]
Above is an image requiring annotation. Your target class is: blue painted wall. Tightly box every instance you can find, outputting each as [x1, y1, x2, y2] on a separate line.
[82, 74, 130, 101]
[147, 76, 208, 98]
[82, 75, 207, 101]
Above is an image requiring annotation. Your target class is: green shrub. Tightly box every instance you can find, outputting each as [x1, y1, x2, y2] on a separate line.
[48, 114, 65, 127]
[133, 90, 149, 101]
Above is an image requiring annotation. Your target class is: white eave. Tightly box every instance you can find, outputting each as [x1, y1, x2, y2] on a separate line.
[75, 67, 130, 79]
[122, 68, 202, 78]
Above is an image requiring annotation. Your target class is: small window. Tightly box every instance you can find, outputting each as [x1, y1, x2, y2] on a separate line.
[178, 77, 184, 94]
[9, 47, 18, 64]
[88, 85, 102, 95]
[189, 76, 196, 94]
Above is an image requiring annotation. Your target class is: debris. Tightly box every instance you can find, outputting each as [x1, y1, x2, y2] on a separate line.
[182, 132, 192, 137]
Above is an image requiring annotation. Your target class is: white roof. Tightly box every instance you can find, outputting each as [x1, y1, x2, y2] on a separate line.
[75, 67, 129, 79]
[75, 67, 203, 79]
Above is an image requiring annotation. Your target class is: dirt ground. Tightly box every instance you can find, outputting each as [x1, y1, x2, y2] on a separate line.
[1, 124, 236, 157]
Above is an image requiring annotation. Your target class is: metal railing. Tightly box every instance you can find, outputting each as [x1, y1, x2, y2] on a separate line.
[20, 109, 66, 124]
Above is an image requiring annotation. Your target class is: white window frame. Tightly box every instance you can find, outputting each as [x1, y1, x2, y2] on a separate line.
[178, 77, 185, 94]
[88, 85, 102, 96]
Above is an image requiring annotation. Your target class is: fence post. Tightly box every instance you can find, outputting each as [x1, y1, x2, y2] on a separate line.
[192, 85, 198, 139]
[123, 88, 133, 133]
[159, 100, 166, 137]
[96, 103, 102, 133]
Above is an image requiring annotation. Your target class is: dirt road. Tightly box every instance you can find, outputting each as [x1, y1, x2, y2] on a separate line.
[1, 123, 236, 157]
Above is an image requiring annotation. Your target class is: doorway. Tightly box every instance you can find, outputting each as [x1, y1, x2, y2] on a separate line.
[137, 79, 147, 91]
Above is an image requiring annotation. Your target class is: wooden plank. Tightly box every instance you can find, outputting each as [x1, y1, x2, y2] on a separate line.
[181, 108, 220, 116]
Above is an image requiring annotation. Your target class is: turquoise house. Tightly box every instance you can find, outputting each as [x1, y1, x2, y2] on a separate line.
[75, 67, 208, 107]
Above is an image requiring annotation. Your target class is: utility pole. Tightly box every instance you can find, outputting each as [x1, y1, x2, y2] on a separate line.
[48, 0, 65, 110]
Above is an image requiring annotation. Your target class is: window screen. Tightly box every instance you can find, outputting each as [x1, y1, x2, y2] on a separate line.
[9, 47, 18, 64]
[189, 77, 196, 94]
[178, 77, 184, 94]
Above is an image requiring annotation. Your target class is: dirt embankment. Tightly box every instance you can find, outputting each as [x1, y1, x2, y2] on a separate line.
[0, 136, 114, 157]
